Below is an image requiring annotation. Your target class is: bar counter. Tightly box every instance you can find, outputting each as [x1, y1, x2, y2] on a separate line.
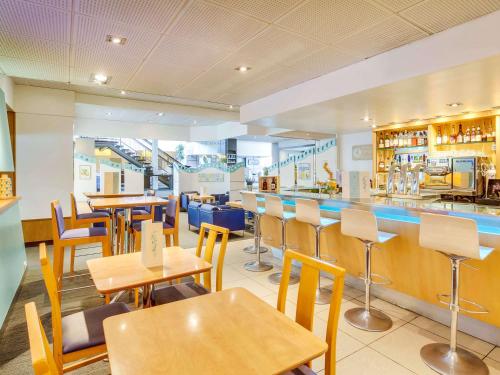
[256, 190, 500, 332]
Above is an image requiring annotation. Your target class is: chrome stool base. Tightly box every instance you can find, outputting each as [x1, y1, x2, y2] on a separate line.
[244, 260, 273, 272]
[420, 343, 489, 375]
[268, 272, 299, 285]
[243, 245, 268, 254]
[344, 307, 393, 332]
[315, 287, 333, 305]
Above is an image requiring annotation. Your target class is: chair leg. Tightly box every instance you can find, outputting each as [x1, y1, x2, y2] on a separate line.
[53, 245, 64, 293]
[134, 288, 140, 308]
[173, 231, 179, 246]
[105, 294, 110, 304]
[70, 246, 76, 274]
[118, 215, 125, 254]
[102, 238, 111, 257]
[165, 234, 171, 247]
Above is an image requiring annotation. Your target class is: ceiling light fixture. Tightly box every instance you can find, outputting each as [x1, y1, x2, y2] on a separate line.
[362, 116, 371, 122]
[120, 90, 126, 95]
[447, 102, 462, 108]
[235, 66, 251, 72]
[157, 112, 164, 117]
[106, 112, 112, 116]
[193, 120, 197, 125]
[229, 105, 233, 109]
[371, 124, 377, 128]
[90, 73, 110, 85]
[106, 35, 127, 45]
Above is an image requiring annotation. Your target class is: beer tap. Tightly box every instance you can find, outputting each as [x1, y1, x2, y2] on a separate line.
[410, 163, 425, 196]
[387, 159, 400, 195]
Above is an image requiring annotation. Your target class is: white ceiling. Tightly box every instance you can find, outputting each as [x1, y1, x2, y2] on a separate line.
[1, 0, 499, 107]
[251, 54, 500, 133]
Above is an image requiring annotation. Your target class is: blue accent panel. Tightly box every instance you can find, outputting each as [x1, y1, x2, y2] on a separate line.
[0, 202, 26, 328]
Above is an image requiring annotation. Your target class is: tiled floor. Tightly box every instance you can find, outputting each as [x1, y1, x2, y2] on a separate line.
[1, 217, 499, 374]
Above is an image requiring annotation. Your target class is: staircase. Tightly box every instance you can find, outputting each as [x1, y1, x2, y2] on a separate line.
[94, 138, 185, 190]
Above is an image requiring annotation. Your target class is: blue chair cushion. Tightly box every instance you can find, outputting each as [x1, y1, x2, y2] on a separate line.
[76, 211, 110, 220]
[153, 282, 209, 305]
[60, 227, 107, 240]
[117, 209, 150, 217]
[62, 302, 130, 354]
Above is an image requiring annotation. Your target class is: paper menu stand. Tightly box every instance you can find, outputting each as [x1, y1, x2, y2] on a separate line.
[342, 171, 371, 199]
[140, 220, 164, 267]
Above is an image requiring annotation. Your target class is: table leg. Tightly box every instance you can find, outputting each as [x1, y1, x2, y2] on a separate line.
[142, 284, 154, 308]
[110, 208, 116, 254]
[124, 207, 132, 254]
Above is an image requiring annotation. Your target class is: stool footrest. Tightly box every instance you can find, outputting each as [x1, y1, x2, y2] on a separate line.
[357, 272, 391, 286]
[437, 294, 488, 314]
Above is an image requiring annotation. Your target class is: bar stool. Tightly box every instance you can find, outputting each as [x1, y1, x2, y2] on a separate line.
[264, 195, 299, 285]
[419, 213, 492, 375]
[241, 193, 268, 255]
[295, 198, 339, 304]
[241, 192, 273, 272]
[341, 208, 397, 332]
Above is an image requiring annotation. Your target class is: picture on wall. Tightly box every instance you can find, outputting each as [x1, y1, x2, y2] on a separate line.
[198, 173, 224, 182]
[352, 144, 373, 160]
[79, 165, 92, 180]
[297, 163, 311, 180]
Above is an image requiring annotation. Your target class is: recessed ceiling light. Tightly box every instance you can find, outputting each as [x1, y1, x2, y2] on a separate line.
[106, 112, 112, 116]
[106, 35, 127, 45]
[235, 66, 251, 72]
[362, 116, 371, 122]
[447, 102, 462, 108]
[371, 124, 377, 128]
[306, 133, 310, 136]
[157, 112, 164, 117]
[90, 73, 110, 85]
[229, 105, 233, 109]
[120, 90, 126, 95]
[193, 120, 197, 125]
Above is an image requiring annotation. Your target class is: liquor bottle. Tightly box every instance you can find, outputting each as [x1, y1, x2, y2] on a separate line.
[423, 130, 428, 145]
[384, 133, 390, 148]
[397, 132, 403, 147]
[378, 159, 385, 171]
[475, 126, 481, 142]
[464, 127, 470, 143]
[481, 124, 487, 142]
[271, 177, 276, 190]
[471, 127, 476, 142]
[262, 178, 268, 191]
[379, 134, 384, 148]
[450, 125, 456, 144]
[442, 126, 449, 144]
[457, 124, 464, 143]
[436, 127, 442, 145]
[487, 122, 493, 142]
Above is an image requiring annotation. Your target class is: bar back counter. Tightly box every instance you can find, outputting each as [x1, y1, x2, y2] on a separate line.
[258, 191, 500, 343]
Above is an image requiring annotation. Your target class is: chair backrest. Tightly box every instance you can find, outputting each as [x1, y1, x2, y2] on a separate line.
[295, 198, 321, 226]
[69, 193, 78, 223]
[264, 195, 283, 218]
[39, 243, 63, 370]
[419, 213, 481, 259]
[25, 302, 60, 375]
[50, 200, 65, 240]
[341, 208, 379, 243]
[241, 191, 258, 213]
[194, 222, 229, 292]
[164, 195, 179, 230]
[278, 249, 345, 375]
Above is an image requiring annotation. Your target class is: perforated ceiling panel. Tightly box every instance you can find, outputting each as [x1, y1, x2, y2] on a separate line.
[168, 1, 267, 50]
[0, 57, 68, 81]
[0, 0, 70, 42]
[0, 30, 69, 64]
[372, 0, 424, 12]
[276, 0, 391, 44]
[75, 0, 187, 32]
[27, 0, 71, 10]
[333, 16, 428, 59]
[400, 0, 500, 34]
[208, 0, 305, 22]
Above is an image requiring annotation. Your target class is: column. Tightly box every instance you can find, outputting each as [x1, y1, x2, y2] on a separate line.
[151, 139, 159, 190]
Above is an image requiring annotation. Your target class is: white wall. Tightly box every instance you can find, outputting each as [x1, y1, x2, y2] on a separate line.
[74, 138, 95, 156]
[73, 158, 97, 201]
[15, 86, 75, 219]
[177, 167, 230, 195]
[124, 169, 144, 193]
[237, 141, 272, 157]
[338, 131, 372, 173]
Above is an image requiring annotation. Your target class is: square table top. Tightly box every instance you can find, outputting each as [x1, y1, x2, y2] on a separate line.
[84, 192, 144, 199]
[103, 287, 327, 375]
[89, 196, 168, 209]
[87, 247, 212, 293]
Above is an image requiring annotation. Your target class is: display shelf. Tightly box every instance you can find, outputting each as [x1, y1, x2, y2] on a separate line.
[434, 141, 495, 146]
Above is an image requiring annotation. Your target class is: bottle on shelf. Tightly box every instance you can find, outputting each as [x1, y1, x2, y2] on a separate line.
[379, 134, 384, 148]
[262, 178, 268, 191]
[450, 124, 456, 144]
[464, 127, 470, 143]
[384, 133, 390, 148]
[471, 127, 476, 142]
[436, 127, 442, 145]
[270, 177, 276, 190]
[481, 123, 488, 142]
[457, 124, 464, 143]
[442, 126, 449, 144]
[476, 126, 482, 142]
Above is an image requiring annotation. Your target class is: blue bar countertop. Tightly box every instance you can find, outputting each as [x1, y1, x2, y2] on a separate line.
[254, 191, 500, 236]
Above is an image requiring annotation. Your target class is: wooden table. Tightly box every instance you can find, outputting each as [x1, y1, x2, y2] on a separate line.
[89, 196, 168, 253]
[191, 194, 215, 203]
[104, 288, 327, 374]
[87, 246, 212, 307]
[83, 192, 145, 199]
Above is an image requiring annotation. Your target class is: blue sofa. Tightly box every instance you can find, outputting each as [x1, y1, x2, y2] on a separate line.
[180, 191, 199, 211]
[188, 203, 245, 234]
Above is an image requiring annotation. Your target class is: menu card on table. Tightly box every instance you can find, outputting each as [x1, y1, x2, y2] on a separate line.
[140, 220, 164, 267]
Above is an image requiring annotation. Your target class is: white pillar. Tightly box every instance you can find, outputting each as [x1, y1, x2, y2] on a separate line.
[152, 139, 159, 190]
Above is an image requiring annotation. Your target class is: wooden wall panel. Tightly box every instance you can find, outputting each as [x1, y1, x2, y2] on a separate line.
[22, 217, 70, 244]
[5, 111, 15, 194]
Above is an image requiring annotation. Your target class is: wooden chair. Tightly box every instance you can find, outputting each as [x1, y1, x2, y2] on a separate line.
[278, 249, 345, 375]
[147, 222, 229, 306]
[51, 200, 111, 298]
[132, 196, 179, 251]
[25, 301, 60, 375]
[69, 193, 111, 273]
[39, 243, 130, 373]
